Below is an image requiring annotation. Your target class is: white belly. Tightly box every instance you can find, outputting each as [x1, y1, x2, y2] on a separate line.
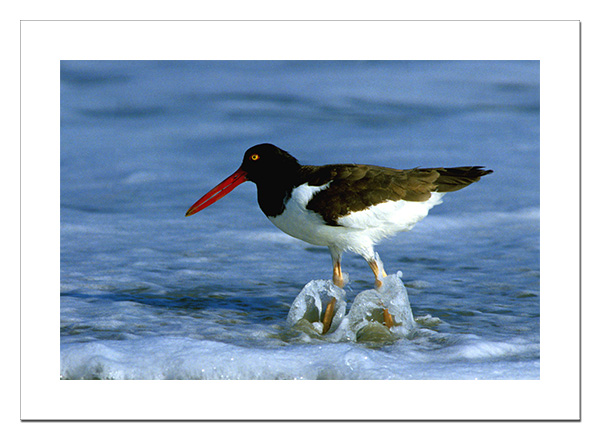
[267, 183, 444, 256]
[337, 191, 444, 235]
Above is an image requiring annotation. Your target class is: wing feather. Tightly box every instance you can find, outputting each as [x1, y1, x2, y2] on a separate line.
[299, 164, 492, 225]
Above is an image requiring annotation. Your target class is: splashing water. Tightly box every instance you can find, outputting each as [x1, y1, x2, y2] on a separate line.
[287, 272, 417, 342]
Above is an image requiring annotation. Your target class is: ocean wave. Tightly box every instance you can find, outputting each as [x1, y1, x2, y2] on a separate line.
[60, 334, 539, 380]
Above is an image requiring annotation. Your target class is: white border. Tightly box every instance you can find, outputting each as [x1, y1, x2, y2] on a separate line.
[21, 20, 579, 420]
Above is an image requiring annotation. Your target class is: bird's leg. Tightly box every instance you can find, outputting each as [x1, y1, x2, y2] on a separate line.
[322, 297, 337, 334]
[382, 308, 394, 329]
[322, 250, 344, 334]
[367, 258, 387, 288]
[367, 257, 394, 328]
[332, 258, 345, 288]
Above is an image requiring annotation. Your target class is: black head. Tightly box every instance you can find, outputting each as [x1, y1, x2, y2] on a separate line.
[240, 143, 300, 184]
[186, 143, 300, 217]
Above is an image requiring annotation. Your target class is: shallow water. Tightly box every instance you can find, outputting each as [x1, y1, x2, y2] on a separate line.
[60, 60, 539, 379]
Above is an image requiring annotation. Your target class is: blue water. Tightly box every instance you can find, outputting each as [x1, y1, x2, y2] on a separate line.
[60, 60, 539, 379]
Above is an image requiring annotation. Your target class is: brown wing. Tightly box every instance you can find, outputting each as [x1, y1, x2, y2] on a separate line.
[300, 164, 492, 226]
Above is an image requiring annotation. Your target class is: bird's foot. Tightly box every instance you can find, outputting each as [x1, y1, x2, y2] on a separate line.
[383, 308, 395, 328]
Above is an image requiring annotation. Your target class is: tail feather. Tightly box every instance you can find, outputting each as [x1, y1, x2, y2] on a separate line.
[429, 166, 493, 192]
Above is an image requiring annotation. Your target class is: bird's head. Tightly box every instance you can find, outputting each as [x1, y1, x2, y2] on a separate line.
[240, 143, 300, 184]
[185, 143, 299, 217]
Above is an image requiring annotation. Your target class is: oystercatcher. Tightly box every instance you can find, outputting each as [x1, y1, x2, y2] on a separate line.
[186, 143, 492, 333]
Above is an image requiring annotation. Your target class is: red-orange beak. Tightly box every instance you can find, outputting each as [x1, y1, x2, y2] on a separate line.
[185, 167, 248, 217]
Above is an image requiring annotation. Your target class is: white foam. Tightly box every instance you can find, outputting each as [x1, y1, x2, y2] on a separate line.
[60, 334, 539, 380]
[415, 314, 443, 327]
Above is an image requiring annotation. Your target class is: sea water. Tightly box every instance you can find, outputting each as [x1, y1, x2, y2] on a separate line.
[60, 60, 539, 379]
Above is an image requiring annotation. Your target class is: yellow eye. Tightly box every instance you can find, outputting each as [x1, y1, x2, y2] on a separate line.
[250, 154, 260, 161]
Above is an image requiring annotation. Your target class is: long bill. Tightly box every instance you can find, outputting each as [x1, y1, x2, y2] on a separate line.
[185, 167, 248, 216]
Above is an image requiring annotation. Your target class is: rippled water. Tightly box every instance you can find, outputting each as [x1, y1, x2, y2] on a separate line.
[60, 60, 539, 379]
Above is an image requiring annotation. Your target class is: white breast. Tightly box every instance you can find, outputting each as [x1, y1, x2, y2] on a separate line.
[267, 182, 333, 246]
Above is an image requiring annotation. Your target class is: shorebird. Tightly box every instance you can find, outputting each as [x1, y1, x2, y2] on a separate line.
[186, 143, 492, 333]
